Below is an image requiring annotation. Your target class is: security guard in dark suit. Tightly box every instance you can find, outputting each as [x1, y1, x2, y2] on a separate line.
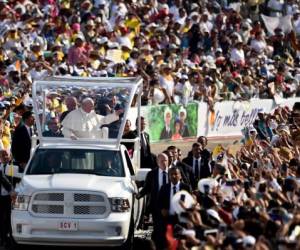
[0, 150, 20, 247]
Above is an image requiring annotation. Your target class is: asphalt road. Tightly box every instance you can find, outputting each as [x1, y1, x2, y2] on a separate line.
[2, 138, 240, 250]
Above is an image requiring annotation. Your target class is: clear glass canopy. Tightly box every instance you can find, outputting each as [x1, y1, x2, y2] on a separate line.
[32, 76, 143, 147]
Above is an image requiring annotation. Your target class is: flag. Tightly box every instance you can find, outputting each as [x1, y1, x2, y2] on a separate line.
[15, 60, 21, 72]
[212, 144, 225, 160]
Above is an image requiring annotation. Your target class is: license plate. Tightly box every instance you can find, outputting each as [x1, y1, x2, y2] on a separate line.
[58, 221, 78, 231]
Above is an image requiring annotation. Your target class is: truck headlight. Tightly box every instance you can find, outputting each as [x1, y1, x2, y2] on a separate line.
[13, 195, 31, 211]
[110, 198, 130, 212]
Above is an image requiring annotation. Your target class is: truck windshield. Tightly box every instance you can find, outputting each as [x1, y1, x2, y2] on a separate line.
[26, 149, 125, 177]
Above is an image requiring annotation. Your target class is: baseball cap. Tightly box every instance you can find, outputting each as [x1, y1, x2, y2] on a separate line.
[242, 235, 256, 248]
[249, 126, 257, 133]
[72, 23, 81, 31]
[3, 101, 10, 107]
[207, 209, 222, 222]
[24, 98, 33, 107]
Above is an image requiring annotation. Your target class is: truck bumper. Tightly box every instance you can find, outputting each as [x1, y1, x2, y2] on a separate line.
[11, 210, 131, 247]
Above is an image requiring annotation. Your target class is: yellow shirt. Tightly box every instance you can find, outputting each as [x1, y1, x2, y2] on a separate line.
[15, 98, 23, 106]
[122, 51, 130, 61]
[55, 51, 64, 61]
[2, 124, 11, 150]
[144, 54, 153, 64]
[49, 98, 60, 109]
[124, 17, 141, 34]
[99, 47, 106, 57]
[4, 90, 12, 98]
[61, 0, 70, 8]
[56, 103, 67, 114]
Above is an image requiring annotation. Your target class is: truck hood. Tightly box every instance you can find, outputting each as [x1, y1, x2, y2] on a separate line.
[19, 174, 135, 197]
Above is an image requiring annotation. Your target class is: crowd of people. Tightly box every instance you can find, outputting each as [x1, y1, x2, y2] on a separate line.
[0, 0, 300, 249]
[135, 102, 300, 250]
[0, 0, 300, 111]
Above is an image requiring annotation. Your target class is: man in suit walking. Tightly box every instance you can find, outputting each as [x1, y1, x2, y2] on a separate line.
[0, 150, 17, 247]
[11, 111, 35, 169]
[158, 166, 191, 248]
[197, 136, 211, 160]
[167, 145, 196, 190]
[134, 116, 156, 169]
[136, 153, 169, 249]
[183, 142, 212, 184]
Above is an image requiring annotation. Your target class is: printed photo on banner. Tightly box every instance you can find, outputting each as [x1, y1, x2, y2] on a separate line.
[147, 103, 198, 142]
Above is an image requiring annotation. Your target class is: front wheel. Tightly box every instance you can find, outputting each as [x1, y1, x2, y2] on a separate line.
[6, 237, 23, 250]
[120, 215, 134, 250]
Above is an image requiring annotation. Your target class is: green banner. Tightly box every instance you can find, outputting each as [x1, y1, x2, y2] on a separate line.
[147, 103, 198, 142]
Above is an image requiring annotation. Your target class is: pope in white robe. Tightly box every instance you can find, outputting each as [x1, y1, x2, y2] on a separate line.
[62, 97, 121, 139]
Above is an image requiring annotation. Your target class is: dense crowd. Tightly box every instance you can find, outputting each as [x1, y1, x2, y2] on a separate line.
[0, 0, 300, 249]
[135, 102, 300, 250]
[0, 0, 300, 112]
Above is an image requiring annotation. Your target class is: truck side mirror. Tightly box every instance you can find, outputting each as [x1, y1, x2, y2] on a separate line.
[132, 168, 151, 182]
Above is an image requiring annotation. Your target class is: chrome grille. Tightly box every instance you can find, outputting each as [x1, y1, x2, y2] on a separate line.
[74, 193, 104, 202]
[31, 191, 109, 218]
[32, 204, 64, 214]
[34, 193, 64, 201]
[74, 206, 106, 214]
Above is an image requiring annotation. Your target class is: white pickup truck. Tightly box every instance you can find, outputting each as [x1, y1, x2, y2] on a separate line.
[11, 77, 149, 249]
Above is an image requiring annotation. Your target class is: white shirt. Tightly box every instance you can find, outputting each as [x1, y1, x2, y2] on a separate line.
[169, 5, 179, 20]
[169, 182, 180, 215]
[200, 21, 213, 33]
[159, 75, 175, 97]
[62, 108, 119, 139]
[158, 168, 168, 190]
[250, 39, 266, 54]
[29, 68, 49, 81]
[230, 48, 245, 64]
[182, 81, 193, 106]
[152, 88, 165, 105]
[25, 124, 32, 137]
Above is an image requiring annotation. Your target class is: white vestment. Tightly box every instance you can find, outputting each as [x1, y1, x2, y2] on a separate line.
[62, 108, 119, 139]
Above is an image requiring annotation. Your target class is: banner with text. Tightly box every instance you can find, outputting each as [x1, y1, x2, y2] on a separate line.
[206, 98, 300, 137]
[128, 98, 300, 142]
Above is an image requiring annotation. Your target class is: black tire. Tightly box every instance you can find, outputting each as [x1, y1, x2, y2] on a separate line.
[5, 237, 22, 250]
[120, 214, 134, 250]
[137, 197, 148, 230]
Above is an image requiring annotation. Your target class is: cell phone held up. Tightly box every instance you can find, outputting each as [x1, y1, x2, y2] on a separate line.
[204, 229, 218, 237]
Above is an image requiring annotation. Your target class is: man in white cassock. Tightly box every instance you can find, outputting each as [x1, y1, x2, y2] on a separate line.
[62, 97, 123, 139]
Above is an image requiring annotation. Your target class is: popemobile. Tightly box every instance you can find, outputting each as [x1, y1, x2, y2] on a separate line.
[10, 76, 150, 249]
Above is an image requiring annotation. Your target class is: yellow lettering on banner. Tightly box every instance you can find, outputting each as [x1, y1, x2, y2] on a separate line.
[209, 110, 216, 126]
